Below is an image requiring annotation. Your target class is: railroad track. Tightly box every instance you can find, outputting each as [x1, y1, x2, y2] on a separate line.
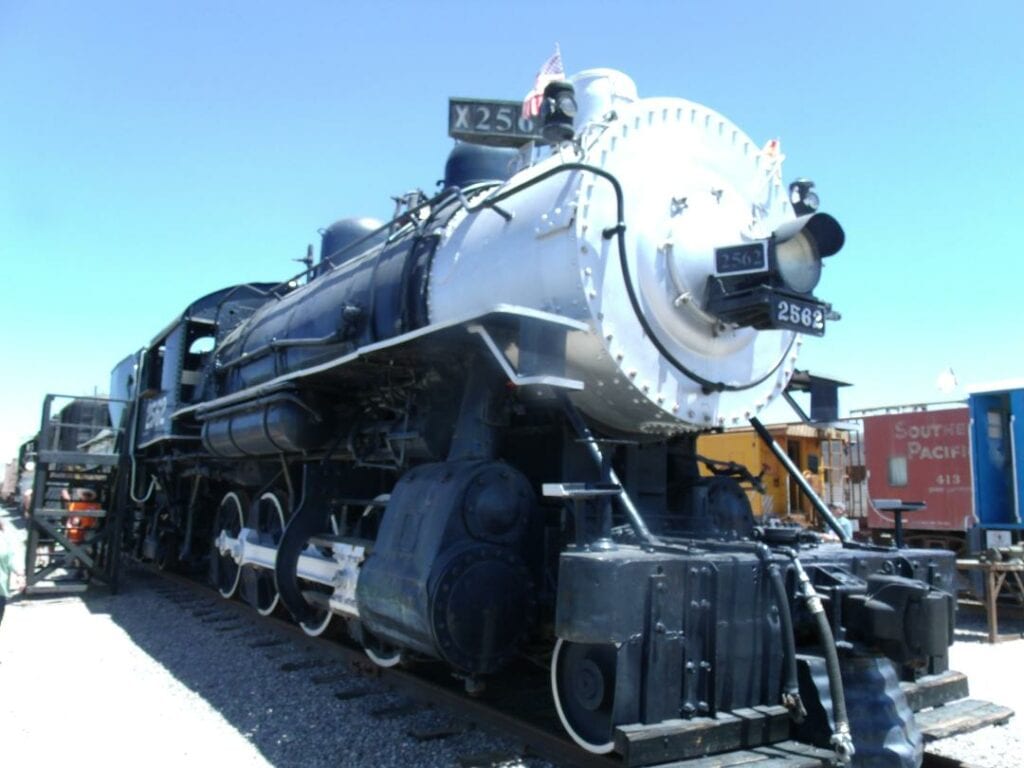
[140, 563, 576, 768]
[133, 564, 1001, 768]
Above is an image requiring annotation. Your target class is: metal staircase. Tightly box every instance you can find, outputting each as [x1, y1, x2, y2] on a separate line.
[24, 394, 129, 594]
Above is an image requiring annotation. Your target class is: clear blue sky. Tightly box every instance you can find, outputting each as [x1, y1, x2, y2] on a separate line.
[2, 1, 1022, 460]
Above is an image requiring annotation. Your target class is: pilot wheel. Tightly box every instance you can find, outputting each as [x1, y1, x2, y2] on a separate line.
[551, 639, 618, 754]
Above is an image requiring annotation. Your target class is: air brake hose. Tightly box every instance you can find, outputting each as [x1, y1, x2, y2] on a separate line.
[779, 547, 855, 765]
[766, 560, 806, 722]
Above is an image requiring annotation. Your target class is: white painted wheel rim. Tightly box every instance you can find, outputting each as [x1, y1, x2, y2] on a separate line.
[217, 491, 245, 599]
[255, 491, 286, 616]
[299, 611, 333, 637]
[550, 638, 616, 754]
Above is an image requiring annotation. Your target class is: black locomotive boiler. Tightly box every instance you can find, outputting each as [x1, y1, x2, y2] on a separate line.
[108, 69, 967, 767]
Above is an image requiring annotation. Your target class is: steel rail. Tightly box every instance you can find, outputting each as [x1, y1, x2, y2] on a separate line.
[130, 563, 972, 768]
[135, 563, 614, 768]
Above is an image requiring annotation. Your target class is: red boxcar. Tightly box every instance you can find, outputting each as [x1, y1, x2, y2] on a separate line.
[861, 407, 973, 537]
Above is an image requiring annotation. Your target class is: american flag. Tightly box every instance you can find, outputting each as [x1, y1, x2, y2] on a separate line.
[759, 138, 785, 181]
[522, 45, 565, 119]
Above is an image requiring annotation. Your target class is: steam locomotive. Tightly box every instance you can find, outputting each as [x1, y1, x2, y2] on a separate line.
[106, 70, 965, 767]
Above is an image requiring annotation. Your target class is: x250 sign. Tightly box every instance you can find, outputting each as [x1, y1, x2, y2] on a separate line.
[448, 98, 542, 146]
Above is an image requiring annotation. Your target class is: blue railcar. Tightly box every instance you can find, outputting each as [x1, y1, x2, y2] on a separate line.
[968, 382, 1024, 546]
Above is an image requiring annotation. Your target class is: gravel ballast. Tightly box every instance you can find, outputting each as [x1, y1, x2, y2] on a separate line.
[0, 509, 539, 767]
[926, 610, 1024, 768]
[2, 506, 1022, 767]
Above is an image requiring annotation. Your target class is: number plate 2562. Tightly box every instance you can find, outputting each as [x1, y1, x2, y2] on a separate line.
[773, 298, 825, 336]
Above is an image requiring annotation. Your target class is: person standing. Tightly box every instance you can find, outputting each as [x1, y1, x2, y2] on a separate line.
[819, 502, 853, 542]
[831, 502, 854, 540]
[0, 518, 22, 629]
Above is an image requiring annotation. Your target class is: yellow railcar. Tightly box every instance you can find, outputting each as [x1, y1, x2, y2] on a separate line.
[697, 423, 863, 527]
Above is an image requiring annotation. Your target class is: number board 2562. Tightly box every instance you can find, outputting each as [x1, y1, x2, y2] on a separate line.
[448, 98, 542, 147]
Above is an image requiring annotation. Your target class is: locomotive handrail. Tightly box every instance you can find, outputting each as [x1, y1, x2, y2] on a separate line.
[38, 393, 129, 456]
[230, 158, 795, 398]
[214, 330, 347, 372]
[227, 183, 505, 374]
[270, 181, 505, 293]
[194, 390, 323, 423]
[39, 393, 132, 405]
[122, 353, 158, 504]
[446, 184, 512, 222]
[172, 304, 589, 421]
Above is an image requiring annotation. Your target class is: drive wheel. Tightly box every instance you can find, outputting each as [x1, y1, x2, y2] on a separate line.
[243, 491, 286, 616]
[363, 628, 404, 668]
[298, 513, 339, 636]
[211, 491, 246, 598]
[551, 639, 617, 754]
[299, 604, 334, 637]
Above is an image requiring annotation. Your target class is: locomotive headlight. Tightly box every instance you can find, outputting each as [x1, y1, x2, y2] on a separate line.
[771, 212, 844, 295]
[704, 212, 844, 336]
[774, 231, 821, 293]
